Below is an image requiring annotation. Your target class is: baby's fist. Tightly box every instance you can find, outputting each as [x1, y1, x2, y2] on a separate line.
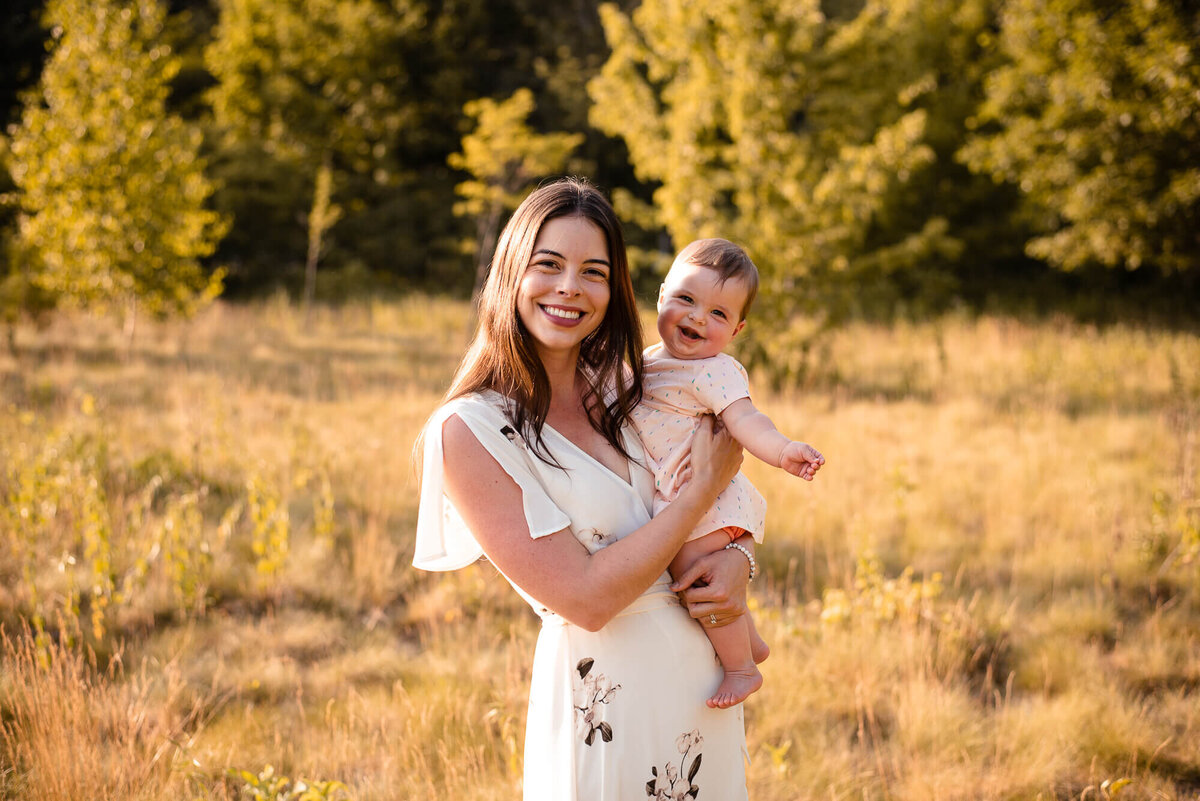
[781, 441, 824, 481]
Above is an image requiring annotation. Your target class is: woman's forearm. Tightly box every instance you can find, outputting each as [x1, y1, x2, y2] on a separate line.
[560, 481, 726, 629]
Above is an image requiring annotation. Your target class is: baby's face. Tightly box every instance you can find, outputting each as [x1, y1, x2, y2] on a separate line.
[656, 261, 748, 360]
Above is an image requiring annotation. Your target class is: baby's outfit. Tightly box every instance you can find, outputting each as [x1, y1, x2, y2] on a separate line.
[630, 343, 766, 543]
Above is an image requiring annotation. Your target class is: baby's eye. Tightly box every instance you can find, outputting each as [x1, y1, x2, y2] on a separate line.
[712, 309, 727, 319]
[678, 294, 694, 303]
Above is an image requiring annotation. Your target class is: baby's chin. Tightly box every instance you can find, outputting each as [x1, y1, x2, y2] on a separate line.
[661, 341, 722, 361]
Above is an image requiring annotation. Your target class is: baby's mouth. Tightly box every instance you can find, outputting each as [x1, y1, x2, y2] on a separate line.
[678, 326, 703, 342]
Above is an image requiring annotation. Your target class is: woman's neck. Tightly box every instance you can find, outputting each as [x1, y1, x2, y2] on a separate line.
[541, 357, 591, 429]
[538, 348, 582, 405]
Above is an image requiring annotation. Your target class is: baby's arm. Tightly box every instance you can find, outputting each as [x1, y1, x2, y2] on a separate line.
[720, 397, 824, 481]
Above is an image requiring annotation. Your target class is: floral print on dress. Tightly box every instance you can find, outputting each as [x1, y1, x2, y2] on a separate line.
[573, 657, 621, 745]
[500, 425, 526, 450]
[580, 527, 618, 550]
[645, 729, 703, 799]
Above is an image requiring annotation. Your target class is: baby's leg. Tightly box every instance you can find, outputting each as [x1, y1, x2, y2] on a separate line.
[747, 610, 770, 664]
[670, 531, 763, 709]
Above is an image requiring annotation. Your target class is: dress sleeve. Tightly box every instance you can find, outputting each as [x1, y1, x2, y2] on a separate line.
[413, 395, 573, 572]
[692, 354, 752, 415]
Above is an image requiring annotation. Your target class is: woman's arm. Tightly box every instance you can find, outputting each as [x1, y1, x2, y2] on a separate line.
[441, 414, 742, 632]
[722, 397, 823, 480]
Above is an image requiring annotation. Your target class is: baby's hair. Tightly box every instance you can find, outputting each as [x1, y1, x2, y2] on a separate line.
[676, 238, 759, 320]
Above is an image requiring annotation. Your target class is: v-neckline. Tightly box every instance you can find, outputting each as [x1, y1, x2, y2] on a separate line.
[542, 421, 635, 489]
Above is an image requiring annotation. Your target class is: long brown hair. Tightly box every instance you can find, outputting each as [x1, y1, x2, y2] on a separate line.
[443, 177, 644, 464]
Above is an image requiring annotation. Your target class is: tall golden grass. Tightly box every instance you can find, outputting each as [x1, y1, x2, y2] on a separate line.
[1, 298, 1197, 800]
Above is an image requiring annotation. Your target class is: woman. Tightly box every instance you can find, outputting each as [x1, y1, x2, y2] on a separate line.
[415, 178, 756, 798]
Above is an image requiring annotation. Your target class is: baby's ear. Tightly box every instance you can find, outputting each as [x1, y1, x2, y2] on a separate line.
[732, 319, 746, 338]
[656, 283, 667, 309]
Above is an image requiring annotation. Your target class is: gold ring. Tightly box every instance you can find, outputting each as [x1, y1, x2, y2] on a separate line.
[709, 614, 718, 625]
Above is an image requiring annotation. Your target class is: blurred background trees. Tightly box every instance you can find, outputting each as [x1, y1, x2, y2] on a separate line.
[0, 0, 1196, 346]
[3, 0, 225, 334]
[961, 0, 1200, 275]
[447, 87, 584, 294]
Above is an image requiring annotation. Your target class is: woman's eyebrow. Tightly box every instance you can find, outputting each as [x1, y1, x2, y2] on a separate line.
[532, 248, 611, 267]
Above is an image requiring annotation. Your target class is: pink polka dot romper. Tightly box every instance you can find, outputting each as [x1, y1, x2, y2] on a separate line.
[630, 343, 767, 543]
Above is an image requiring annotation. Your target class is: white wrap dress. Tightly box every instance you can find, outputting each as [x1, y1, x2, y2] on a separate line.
[414, 391, 749, 800]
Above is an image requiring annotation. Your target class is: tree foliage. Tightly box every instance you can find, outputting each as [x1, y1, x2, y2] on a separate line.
[448, 88, 584, 291]
[0, 0, 1195, 327]
[6, 0, 226, 317]
[960, 0, 1200, 274]
[589, 0, 1003, 332]
[204, 0, 421, 288]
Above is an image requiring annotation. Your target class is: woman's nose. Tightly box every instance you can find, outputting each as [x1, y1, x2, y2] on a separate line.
[557, 269, 582, 296]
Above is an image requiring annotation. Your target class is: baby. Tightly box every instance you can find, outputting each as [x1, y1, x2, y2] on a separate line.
[631, 238, 824, 709]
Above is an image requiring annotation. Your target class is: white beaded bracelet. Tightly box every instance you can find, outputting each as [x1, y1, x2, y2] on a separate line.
[724, 542, 757, 582]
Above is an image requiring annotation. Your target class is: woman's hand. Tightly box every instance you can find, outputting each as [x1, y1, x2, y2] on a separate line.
[683, 414, 743, 502]
[669, 541, 751, 627]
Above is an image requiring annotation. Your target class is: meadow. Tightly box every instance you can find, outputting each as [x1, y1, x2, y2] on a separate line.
[1, 296, 1198, 800]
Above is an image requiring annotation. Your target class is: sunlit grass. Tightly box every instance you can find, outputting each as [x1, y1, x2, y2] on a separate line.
[1, 299, 1198, 799]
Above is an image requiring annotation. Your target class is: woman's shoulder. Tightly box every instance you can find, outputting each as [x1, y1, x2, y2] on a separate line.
[427, 391, 535, 464]
[431, 390, 510, 425]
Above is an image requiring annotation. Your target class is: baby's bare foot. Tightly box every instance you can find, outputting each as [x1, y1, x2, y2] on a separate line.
[706, 666, 763, 709]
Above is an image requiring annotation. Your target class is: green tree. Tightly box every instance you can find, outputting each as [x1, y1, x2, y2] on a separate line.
[0, 1, 51, 344]
[448, 88, 584, 294]
[204, 0, 421, 302]
[589, 0, 998, 343]
[5, 0, 226, 329]
[961, 0, 1200, 274]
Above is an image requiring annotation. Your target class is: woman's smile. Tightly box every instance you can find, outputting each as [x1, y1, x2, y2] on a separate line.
[540, 304, 584, 322]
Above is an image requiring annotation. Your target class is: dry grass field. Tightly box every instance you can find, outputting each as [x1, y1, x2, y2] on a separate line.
[1, 296, 1198, 800]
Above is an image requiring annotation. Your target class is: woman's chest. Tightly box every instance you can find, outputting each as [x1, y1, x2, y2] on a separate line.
[533, 457, 652, 552]
[545, 415, 630, 483]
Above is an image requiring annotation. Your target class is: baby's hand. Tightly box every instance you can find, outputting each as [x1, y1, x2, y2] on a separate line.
[780, 441, 824, 481]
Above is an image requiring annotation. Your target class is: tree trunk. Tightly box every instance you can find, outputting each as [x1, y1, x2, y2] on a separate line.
[304, 152, 339, 323]
[122, 296, 137, 360]
[471, 201, 503, 301]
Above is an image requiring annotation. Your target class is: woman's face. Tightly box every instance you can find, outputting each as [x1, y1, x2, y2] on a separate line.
[517, 215, 611, 363]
